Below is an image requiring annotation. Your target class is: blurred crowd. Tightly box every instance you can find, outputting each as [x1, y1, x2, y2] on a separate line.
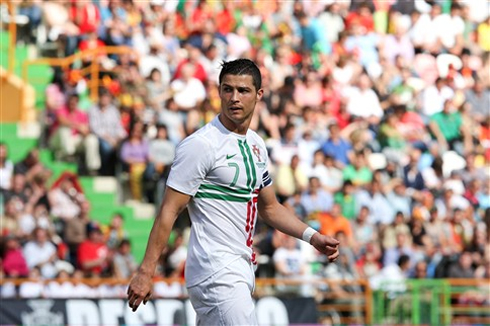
[1, 0, 489, 300]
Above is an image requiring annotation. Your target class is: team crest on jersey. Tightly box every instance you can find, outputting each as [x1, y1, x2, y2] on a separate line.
[252, 145, 266, 168]
[252, 145, 262, 162]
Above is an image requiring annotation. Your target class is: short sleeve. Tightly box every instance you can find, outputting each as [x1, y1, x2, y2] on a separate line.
[260, 170, 273, 189]
[166, 135, 215, 196]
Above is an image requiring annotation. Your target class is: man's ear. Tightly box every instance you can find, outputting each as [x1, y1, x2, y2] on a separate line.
[256, 88, 264, 101]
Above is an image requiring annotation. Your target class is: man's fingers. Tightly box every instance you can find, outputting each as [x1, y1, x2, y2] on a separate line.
[328, 251, 340, 262]
[131, 297, 144, 312]
[143, 292, 152, 305]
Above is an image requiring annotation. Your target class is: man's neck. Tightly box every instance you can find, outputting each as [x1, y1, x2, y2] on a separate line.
[218, 114, 250, 135]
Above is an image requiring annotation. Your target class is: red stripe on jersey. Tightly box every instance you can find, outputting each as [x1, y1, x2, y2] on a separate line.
[245, 200, 252, 233]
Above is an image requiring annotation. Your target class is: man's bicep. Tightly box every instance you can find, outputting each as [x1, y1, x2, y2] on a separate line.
[257, 185, 279, 218]
[158, 186, 192, 220]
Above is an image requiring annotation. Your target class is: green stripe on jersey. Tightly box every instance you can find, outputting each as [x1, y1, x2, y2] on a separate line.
[243, 141, 257, 190]
[199, 183, 250, 195]
[195, 191, 250, 202]
[238, 140, 252, 191]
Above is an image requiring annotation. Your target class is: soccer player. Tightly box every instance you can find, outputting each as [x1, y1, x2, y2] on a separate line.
[127, 59, 339, 325]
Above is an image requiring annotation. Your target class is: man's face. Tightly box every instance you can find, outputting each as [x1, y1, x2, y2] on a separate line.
[219, 74, 263, 126]
[68, 97, 78, 111]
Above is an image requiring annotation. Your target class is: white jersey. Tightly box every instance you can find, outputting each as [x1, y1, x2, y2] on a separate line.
[166, 116, 272, 287]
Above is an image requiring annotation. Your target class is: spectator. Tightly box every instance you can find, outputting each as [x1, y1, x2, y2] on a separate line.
[464, 79, 490, 124]
[342, 151, 373, 187]
[386, 179, 412, 218]
[356, 180, 395, 225]
[274, 154, 308, 204]
[273, 234, 310, 296]
[382, 20, 414, 65]
[344, 74, 383, 124]
[301, 176, 334, 217]
[421, 77, 454, 119]
[0, 143, 13, 191]
[77, 222, 110, 277]
[448, 251, 475, 278]
[0, 198, 22, 237]
[2, 235, 29, 278]
[351, 206, 378, 253]
[382, 211, 412, 250]
[113, 239, 137, 279]
[293, 71, 323, 108]
[23, 228, 59, 279]
[49, 93, 100, 175]
[48, 172, 85, 221]
[64, 200, 90, 266]
[120, 121, 149, 200]
[170, 62, 206, 113]
[334, 181, 357, 220]
[19, 267, 45, 298]
[271, 124, 300, 166]
[103, 212, 128, 250]
[145, 68, 168, 112]
[317, 203, 354, 244]
[321, 122, 353, 168]
[429, 99, 469, 154]
[165, 231, 187, 278]
[403, 148, 426, 191]
[44, 269, 75, 298]
[318, 3, 345, 44]
[18, 203, 53, 240]
[383, 232, 415, 268]
[143, 124, 176, 203]
[370, 254, 411, 292]
[89, 89, 127, 176]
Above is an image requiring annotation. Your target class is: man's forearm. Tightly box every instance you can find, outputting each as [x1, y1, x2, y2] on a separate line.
[260, 203, 310, 240]
[138, 211, 176, 276]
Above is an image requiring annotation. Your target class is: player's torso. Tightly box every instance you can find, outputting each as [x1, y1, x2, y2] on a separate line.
[195, 133, 267, 202]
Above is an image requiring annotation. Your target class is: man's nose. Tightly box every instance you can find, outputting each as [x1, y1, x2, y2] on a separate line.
[231, 90, 239, 102]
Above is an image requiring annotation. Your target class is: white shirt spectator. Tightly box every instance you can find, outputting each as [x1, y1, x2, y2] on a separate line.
[0, 282, 17, 298]
[356, 190, 395, 225]
[49, 188, 81, 220]
[19, 281, 45, 298]
[0, 160, 13, 190]
[139, 53, 171, 88]
[23, 240, 58, 279]
[45, 280, 75, 298]
[170, 77, 206, 110]
[71, 283, 94, 298]
[421, 85, 454, 116]
[344, 87, 383, 118]
[153, 281, 183, 298]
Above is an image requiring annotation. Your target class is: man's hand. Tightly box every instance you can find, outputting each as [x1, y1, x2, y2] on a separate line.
[127, 271, 153, 312]
[310, 233, 340, 262]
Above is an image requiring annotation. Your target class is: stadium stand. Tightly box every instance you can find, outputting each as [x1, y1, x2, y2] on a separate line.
[1, 0, 489, 324]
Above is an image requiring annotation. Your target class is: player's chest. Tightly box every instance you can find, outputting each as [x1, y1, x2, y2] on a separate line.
[207, 139, 267, 190]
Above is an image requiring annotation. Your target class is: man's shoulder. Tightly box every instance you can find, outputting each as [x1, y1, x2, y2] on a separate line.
[178, 121, 219, 150]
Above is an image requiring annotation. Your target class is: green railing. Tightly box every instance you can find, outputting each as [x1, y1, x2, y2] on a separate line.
[373, 279, 489, 325]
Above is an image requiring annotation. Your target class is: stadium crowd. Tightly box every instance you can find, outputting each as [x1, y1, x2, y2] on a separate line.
[1, 0, 489, 302]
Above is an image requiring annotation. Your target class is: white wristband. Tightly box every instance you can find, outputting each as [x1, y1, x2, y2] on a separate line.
[302, 227, 318, 244]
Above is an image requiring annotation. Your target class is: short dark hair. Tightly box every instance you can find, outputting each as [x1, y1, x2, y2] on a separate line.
[219, 59, 262, 91]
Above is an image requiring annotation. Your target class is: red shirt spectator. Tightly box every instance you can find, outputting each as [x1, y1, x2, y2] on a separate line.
[216, 4, 235, 35]
[173, 59, 207, 84]
[345, 4, 374, 33]
[77, 223, 109, 276]
[69, 2, 100, 34]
